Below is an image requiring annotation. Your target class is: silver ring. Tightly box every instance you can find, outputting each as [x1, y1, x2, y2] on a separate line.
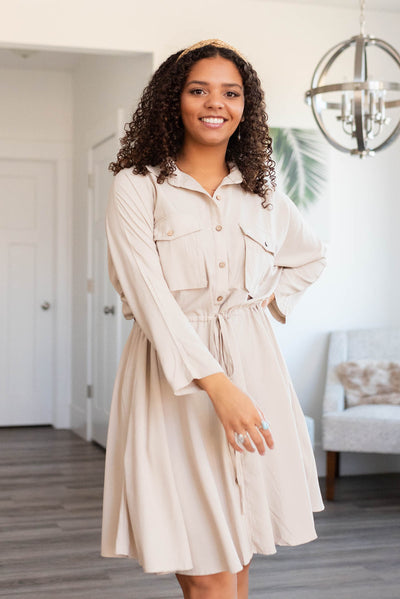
[236, 433, 246, 444]
[258, 419, 270, 431]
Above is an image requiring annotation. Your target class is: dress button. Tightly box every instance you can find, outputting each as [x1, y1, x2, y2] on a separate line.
[266, 203, 274, 211]
[216, 195, 222, 201]
[219, 262, 226, 268]
[167, 230, 174, 236]
[215, 224, 223, 231]
[217, 296, 223, 302]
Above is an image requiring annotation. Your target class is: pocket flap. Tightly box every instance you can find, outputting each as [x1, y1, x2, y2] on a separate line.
[154, 213, 203, 241]
[239, 222, 275, 254]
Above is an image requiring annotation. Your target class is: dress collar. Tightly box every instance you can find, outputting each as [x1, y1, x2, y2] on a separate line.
[146, 161, 243, 194]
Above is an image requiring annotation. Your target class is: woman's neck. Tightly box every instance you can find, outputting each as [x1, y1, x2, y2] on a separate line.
[176, 144, 229, 180]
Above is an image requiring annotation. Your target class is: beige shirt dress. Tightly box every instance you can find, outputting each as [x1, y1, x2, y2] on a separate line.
[100, 161, 328, 576]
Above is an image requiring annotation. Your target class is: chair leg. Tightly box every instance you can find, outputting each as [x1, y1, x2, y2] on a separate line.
[326, 451, 338, 501]
[335, 451, 340, 478]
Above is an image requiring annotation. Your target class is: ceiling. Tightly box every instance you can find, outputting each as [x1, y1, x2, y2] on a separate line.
[0, 48, 142, 71]
[0, 48, 81, 70]
[0, 0, 398, 70]
[256, 0, 400, 11]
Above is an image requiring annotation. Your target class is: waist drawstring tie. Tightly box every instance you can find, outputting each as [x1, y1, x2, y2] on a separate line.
[195, 301, 266, 515]
[209, 311, 249, 514]
[209, 313, 234, 378]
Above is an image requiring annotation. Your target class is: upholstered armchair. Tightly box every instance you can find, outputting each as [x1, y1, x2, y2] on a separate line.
[322, 327, 400, 500]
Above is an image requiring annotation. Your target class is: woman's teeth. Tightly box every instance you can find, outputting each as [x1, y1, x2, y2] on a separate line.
[200, 117, 225, 123]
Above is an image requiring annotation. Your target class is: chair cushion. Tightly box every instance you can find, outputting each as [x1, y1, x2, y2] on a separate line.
[335, 359, 400, 408]
[323, 404, 400, 453]
[336, 404, 400, 420]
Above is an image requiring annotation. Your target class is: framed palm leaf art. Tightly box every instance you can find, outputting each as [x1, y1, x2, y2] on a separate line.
[269, 127, 330, 241]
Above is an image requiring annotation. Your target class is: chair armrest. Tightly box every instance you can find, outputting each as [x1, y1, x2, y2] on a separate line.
[323, 330, 347, 414]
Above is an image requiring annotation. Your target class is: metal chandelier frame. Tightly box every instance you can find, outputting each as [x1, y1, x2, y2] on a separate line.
[305, 2, 400, 157]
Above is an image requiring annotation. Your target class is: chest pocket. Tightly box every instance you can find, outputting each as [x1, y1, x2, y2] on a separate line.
[154, 213, 208, 291]
[239, 220, 277, 296]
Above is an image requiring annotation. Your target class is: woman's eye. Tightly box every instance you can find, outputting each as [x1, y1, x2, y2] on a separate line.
[188, 89, 240, 98]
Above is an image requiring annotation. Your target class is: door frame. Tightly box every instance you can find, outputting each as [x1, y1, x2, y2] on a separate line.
[0, 139, 73, 429]
[85, 108, 126, 442]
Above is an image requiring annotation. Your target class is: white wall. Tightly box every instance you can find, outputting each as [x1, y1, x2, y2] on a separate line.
[71, 52, 153, 437]
[0, 54, 152, 436]
[0, 67, 74, 429]
[0, 68, 72, 141]
[2, 0, 400, 475]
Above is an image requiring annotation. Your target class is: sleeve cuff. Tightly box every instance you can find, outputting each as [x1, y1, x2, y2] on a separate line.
[171, 364, 225, 397]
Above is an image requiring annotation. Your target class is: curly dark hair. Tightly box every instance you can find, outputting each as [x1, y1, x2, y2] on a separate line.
[109, 43, 276, 205]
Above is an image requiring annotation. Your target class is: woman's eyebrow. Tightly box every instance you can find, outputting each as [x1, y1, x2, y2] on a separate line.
[186, 80, 243, 89]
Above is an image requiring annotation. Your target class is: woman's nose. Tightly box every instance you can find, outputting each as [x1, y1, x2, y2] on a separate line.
[204, 92, 224, 109]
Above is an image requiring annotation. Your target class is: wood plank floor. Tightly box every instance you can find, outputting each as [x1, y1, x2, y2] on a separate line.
[0, 426, 399, 599]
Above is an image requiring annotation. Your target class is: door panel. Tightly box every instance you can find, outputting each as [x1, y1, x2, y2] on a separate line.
[90, 135, 131, 446]
[0, 160, 55, 425]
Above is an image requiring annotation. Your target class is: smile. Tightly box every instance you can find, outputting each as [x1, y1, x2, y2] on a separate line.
[200, 117, 226, 124]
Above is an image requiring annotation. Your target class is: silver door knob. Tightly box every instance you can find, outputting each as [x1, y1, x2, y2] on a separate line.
[103, 305, 115, 315]
[41, 301, 51, 310]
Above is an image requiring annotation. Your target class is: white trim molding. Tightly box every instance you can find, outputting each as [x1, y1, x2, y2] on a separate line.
[0, 139, 73, 429]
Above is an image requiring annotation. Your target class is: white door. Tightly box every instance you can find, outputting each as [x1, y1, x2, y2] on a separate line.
[0, 159, 55, 425]
[90, 133, 131, 446]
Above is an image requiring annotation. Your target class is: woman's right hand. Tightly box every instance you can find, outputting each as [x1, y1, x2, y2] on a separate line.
[194, 373, 274, 455]
[261, 292, 275, 309]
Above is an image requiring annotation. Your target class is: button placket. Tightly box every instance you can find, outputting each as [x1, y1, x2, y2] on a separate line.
[213, 215, 228, 304]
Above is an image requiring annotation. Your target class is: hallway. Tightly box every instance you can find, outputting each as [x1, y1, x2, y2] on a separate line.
[0, 426, 399, 599]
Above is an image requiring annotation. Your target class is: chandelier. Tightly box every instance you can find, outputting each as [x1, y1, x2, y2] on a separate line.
[305, 0, 400, 157]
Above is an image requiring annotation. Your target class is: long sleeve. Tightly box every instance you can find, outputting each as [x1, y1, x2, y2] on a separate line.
[267, 190, 328, 324]
[105, 169, 224, 396]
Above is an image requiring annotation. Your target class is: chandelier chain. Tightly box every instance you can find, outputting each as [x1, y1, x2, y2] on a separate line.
[360, 0, 366, 35]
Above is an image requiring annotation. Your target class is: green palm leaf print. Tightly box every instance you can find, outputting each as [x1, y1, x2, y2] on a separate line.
[269, 128, 328, 209]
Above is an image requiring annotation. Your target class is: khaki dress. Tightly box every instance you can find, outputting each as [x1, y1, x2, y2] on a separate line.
[100, 162, 328, 576]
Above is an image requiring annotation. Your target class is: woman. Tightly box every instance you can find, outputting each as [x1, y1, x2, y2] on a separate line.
[101, 39, 327, 599]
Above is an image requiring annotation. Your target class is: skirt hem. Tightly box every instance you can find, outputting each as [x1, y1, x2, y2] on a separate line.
[100, 529, 320, 576]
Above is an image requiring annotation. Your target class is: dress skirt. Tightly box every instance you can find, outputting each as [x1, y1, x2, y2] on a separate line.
[101, 300, 325, 575]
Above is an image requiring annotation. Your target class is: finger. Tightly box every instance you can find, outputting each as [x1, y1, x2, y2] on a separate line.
[240, 433, 256, 453]
[260, 427, 274, 449]
[246, 427, 266, 455]
[234, 431, 255, 453]
[227, 431, 243, 453]
[254, 404, 266, 421]
[253, 414, 274, 449]
[250, 420, 274, 451]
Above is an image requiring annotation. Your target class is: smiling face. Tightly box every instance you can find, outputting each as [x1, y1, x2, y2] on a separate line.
[179, 55, 245, 151]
